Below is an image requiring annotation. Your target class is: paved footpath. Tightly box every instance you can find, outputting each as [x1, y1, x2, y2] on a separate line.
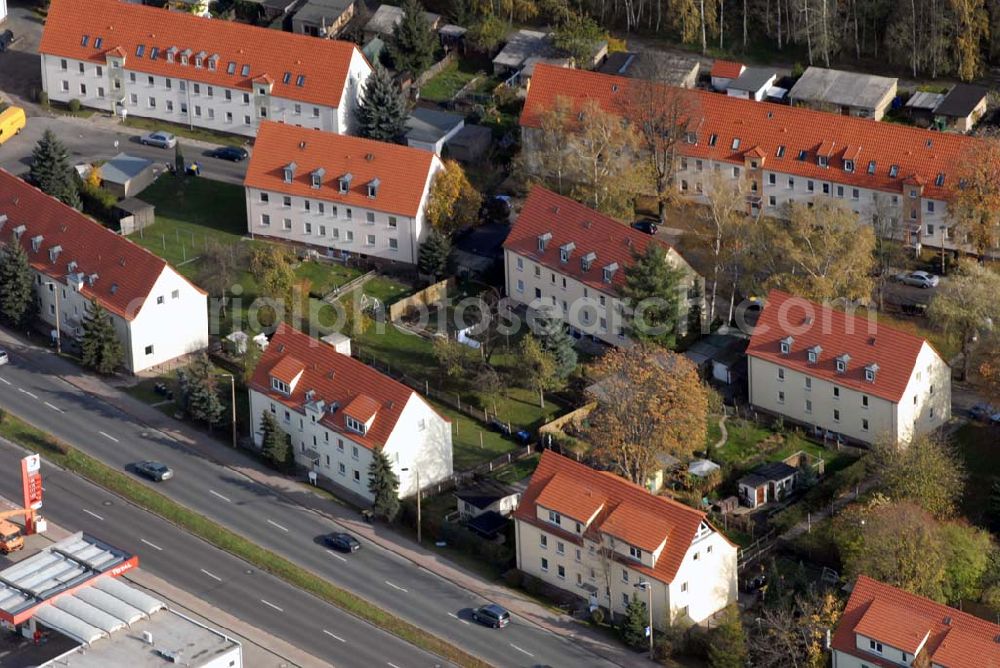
[9, 331, 655, 668]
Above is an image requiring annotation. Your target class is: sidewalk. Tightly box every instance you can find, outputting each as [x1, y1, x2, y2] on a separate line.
[8, 335, 654, 668]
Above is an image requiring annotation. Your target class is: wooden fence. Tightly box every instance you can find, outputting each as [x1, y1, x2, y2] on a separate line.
[387, 277, 454, 321]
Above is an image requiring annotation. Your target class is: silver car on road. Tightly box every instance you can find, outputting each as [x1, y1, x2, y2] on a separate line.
[895, 270, 940, 288]
[139, 131, 177, 149]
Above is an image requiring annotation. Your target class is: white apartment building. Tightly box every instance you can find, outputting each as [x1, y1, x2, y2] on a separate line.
[248, 323, 453, 499]
[39, 0, 371, 137]
[0, 170, 208, 374]
[831, 576, 1000, 668]
[521, 64, 981, 255]
[747, 290, 951, 445]
[244, 121, 442, 264]
[514, 450, 738, 628]
[503, 186, 700, 347]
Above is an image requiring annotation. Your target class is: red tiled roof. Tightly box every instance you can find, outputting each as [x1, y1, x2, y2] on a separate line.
[244, 121, 438, 218]
[832, 576, 1000, 668]
[515, 450, 719, 584]
[747, 290, 935, 403]
[269, 356, 305, 385]
[344, 394, 380, 424]
[503, 186, 679, 294]
[40, 0, 364, 109]
[250, 323, 445, 450]
[0, 170, 204, 321]
[521, 64, 974, 200]
[710, 60, 744, 79]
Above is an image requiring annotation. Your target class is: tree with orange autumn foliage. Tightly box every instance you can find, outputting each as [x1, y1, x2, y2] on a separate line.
[585, 343, 707, 485]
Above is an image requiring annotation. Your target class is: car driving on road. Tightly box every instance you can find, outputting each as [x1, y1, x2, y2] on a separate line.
[895, 270, 940, 288]
[631, 219, 659, 235]
[0, 348, 8, 366]
[208, 146, 249, 162]
[139, 131, 177, 149]
[472, 604, 510, 629]
[323, 532, 361, 553]
[134, 460, 174, 482]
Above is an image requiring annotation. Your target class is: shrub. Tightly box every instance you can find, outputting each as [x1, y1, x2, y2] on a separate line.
[590, 607, 605, 625]
[78, 179, 118, 225]
[791, 62, 805, 78]
[68, 99, 82, 112]
[502, 569, 523, 589]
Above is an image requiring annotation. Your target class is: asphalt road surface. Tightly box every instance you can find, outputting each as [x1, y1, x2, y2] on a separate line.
[0, 332, 616, 668]
[0, 116, 248, 185]
[0, 438, 449, 668]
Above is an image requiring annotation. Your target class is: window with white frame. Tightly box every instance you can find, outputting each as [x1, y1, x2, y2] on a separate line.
[548, 510, 561, 525]
[345, 416, 366, 434]
[270, 377, 290, 394]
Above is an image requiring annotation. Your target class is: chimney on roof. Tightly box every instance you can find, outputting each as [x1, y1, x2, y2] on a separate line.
[326, 370, 334, 379]
[365, 153, 374, 161]
[277, 344, 285, 353]
[119, 257, 126, 267]
[869, 337, 877, 346]
[943, 616, 952, 625]
[299, 141, 306, 149]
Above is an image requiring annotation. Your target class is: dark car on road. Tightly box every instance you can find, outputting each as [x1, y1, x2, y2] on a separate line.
[472, 604, 510, 629]
[135, 461, 173, 482]
[323, 532, 361, 553]
[0, 30, 14, 53]
[209, 146, 249, 162]
[480, 195, 512, 224]
[631, 219, 658, 235]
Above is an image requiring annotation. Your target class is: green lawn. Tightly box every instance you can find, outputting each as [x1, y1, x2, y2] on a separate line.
[123, 115, 246, 147]
[712, 418, 856, 474]
[491, 453, 540, 484]
[435, 402, 519, 470]
[419, 59, 479, 103]
[953, 422, 997, 525]
[295, 261, 362, 297]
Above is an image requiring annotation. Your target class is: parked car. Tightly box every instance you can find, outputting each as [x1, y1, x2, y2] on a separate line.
[139, 131, 177, 149]
[489, 417, 512, 436]
[0, 348, 8, 365]
[323, 532, 361, 553]
[0, 30, 14, 53]
[480, 195, 513, 224]
[895, 270, 940, 288]
[209, 146, 249, 162]
[631, 219, 659, 235]
[472, 604, 510, 629]
[969, 403, 996, 421]
[134, 460, 173, 482]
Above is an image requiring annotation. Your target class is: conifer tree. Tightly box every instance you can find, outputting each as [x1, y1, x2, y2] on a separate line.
[531, 307, 577, 379]
[368, 447, 401, 520]
[356, 63, 408, 141]
[0, 236, 38, 327]
[619, 596, 649, 650]
[29, 130, 81, 209]
[417, 230, 451, 279]
[80, 299, 123, 375]
[389, 0, 437, 76]
[260, 411, 291, 470]
[620, 244, 684, 348]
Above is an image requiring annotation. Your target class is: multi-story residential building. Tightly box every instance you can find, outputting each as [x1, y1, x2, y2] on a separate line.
[248, 323, 453, 499]
[831, 575, 1000, 668]
[514, 450, 738, 628]
[520, 64, 981, 254]
[0, 170, 208, 373]
[244, 121, 442, 264]
[503, 186, 700, 346]
[39, 0, 371, 137]
[747, 290, 950, 445]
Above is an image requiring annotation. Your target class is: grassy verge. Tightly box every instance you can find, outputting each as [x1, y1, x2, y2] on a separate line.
[419, 58, 479, 103]
[123, 115, 246, 147]
[0, 413, 491, 668]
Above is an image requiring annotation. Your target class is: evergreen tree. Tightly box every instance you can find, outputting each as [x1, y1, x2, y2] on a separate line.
[620, 244, 684, 348]
[685, 278, 704, 340]
[389, 0, 437, 76]
[29, 129, 81, 209]
[368, 447, 401, 520]
[707, 605, 748, 668]
[260, 411, 291, 469]
[619, 596, 649, 650]
[184, 355, 226, 427]
[356, 63, 408, 141]
[80, 299, 123, 375]
[0, 236, 38, 327]
[530, 306, 577, 379]
[417, 230, 451, 279]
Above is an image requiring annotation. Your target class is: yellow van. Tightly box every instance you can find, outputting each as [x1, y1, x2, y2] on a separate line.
[0, 106, 26, 146]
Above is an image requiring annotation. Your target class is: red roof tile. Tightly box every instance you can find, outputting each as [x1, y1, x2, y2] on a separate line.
[244, 121, 438, 218]
[710, 60, 744, 79]
[250, 323, 445, 450]
[269, 356, 305, 385]
[40, 0, 363, 109]
[343, 394, 380, 424]
[0, 170, 203, 321]
[503, 186, 681, 294]
[521, 64, 975, 200]
[832, 576, 1000, 668]
[747, 290, 935, 403]
[515, 450, 718, 584]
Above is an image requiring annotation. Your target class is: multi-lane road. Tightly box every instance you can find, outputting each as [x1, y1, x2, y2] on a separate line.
[0, 332, 617, 668]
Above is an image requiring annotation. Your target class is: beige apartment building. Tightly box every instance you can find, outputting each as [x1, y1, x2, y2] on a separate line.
[747, 290, 951, 445]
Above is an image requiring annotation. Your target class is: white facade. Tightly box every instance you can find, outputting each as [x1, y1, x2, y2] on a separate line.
[39, 48, 370, 137]
[0, 0, 7, 24]
[34, 266, 208, 374]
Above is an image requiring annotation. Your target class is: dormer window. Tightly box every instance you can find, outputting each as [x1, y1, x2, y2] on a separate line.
[339, 173, 353, 194]
[195, 56, 203, 68]
[367, 178, 380, 199]
[865, 363, 879, 382]
[30, 235, 43, 253]
[559, 242, 575, 263]
[817, 155, 828, 168]
[180, 49, 191, 65]
[271, 377, 290, 395]
[48, 245, 62, 263]
[310, 168, 325, 189]
[731, 137, 741, 150]
[779, 336, 793, 354]
[807, 345, 822, 364]
[345, 415, 366, 434]
[628, 545, 642, 560]
[581, 251, 597, 272]
[537, 232, 552, 252]
[12, 224, 25, 240]
[889, 164, 899, 178]
[208, 55, 218, 71]
[844, 159, 855, 173]
[835, 353, 850, 374]
[166, 46, 177, 63]
[602, 262, 619, 283]
[684, 132, 697, 144]
[283, 162, 297, 183]
[547, 509, 561, 525]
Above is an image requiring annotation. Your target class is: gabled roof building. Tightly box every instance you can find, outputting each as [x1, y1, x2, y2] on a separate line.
[514, 450, 737, 628]
[248, 323, 453, 499]
[788, 66, 898, 120]
[39, 0, 372, 137]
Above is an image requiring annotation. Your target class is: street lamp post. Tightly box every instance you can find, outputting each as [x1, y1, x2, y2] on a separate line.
[635, 581, 654, 661]
[221, 373, 237, 449]
[44, 282, 61, 354]
[401, 467, 421, 544]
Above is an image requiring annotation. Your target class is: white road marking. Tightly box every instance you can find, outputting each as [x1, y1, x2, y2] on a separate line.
[260, 599, 284, 612]
[44, 402, 63, 413]
[385, 581, 408, 593]
[82, 509, 104, 521]
[98, 431, 119, 443]
[209, 489, 232, 503]
[387, 663, 402, 668]
[200, 569, 222, 582]
[323, 630, 346, 642]
[17, 388, 38, 399]
[509, 644, 534, 657]
[266, 519, 289, 532]
[447, 612, 470, 625]
[327, 550, 347, 562]
[140, 538, 163, 551]
[0, 377, 11, 385]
